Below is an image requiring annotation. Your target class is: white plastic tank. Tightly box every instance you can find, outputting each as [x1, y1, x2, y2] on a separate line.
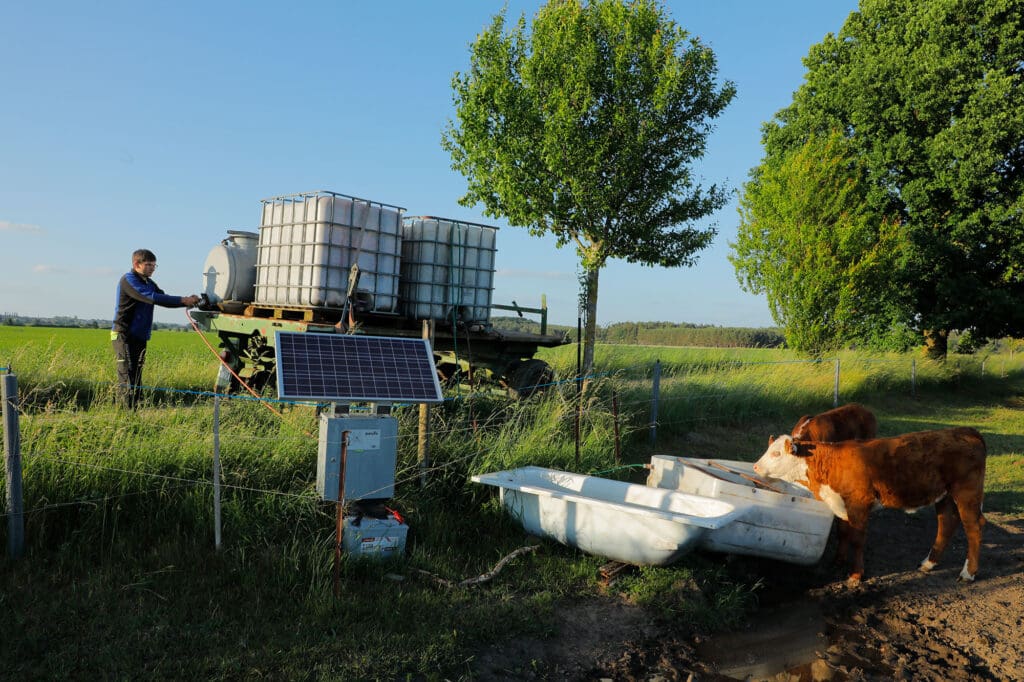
[202, 230, 259, 303]
[254, 191, 404, 312]
[400, 216, 497, 323]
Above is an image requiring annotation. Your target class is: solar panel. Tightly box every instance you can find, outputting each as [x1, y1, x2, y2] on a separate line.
[275, 332, 444, 403]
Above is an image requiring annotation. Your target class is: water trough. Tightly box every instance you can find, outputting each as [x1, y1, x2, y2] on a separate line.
[471, 466, 742, 566]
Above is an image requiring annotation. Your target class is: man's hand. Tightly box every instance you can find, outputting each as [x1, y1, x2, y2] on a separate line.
[182, 294, 201, 307]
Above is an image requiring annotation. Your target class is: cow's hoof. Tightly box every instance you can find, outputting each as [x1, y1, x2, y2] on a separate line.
[919, 558, 937, 573]
[957, 559, 976, 582]
[845, 574, 863, 587]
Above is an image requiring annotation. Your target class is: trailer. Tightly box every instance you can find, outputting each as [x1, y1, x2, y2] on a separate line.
[193, 190, 568, 398]
[190, 300, 566, 398]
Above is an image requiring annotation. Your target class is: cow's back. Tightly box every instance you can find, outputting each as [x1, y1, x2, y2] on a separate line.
[791, 403, 878, 442]
[807, 427, 986, 508]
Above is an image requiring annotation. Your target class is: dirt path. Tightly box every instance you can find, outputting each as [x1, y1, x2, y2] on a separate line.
[472, 509, 1024, 680]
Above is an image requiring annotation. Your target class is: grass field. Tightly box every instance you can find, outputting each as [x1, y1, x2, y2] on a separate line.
[1, 326, 1022, 678]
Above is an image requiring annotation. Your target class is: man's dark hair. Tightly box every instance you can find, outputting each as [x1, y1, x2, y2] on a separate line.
[132, 248, 157, 264]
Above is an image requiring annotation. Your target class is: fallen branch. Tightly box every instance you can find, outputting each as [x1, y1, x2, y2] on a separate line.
[415, 545, 540, 589]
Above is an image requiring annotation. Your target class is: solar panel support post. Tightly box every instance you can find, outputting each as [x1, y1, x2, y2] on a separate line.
[333, 430, 350, 599]
[418, 320, 435, 490]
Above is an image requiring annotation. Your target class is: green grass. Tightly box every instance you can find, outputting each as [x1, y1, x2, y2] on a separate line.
[1, 326, 1023, 678]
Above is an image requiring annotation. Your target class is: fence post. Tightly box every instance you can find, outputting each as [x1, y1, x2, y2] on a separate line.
[333, 431, 350, 598]
[612, 391, 621, 465]
[833, 357, 840, 407]
[3, 373, 25, 560]
[575, 314, 583, 467]
[418, 320, 434, 489]
[911, 358, 917, 398]
[212, 394, 223, 551]
[650, 360, 661, 446]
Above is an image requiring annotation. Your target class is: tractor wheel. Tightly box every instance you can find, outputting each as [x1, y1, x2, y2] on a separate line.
[505, 359, 554, 399]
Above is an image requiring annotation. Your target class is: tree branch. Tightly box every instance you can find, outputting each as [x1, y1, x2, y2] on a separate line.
[414, 545, 540, 589]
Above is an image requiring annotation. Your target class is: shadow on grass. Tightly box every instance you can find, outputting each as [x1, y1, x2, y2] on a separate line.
[984, 490, 1024, 515]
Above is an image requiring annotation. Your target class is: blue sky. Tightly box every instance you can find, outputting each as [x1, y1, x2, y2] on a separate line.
[1, 0, 857, 328]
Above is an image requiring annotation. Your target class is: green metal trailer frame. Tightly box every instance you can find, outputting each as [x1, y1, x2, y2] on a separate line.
[190, 299, 567, 398]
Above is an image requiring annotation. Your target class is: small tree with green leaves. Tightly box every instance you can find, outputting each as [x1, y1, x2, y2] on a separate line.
[443, 0, 734, 382]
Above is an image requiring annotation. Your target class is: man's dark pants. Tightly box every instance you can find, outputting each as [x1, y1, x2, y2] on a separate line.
[112, 334, 147, 409]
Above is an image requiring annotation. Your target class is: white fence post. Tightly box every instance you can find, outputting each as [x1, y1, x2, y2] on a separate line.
[212, 394, 223, 551]
[833, 357, 840, 407]
[911, 358, 917, 398]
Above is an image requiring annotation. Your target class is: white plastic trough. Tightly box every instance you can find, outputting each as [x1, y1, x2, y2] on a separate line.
[471, 466, 742, 566]
[646, 456, 834, 565]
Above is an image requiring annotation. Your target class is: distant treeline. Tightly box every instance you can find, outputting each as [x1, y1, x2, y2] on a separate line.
[493, 317, 785, 349]
[1, 314, 186, 331]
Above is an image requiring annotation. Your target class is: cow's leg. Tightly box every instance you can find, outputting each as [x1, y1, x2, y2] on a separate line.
[844, 507, 870, 585]
[920, 494, 959, 573]
[833, 518, 850, 567]
[953, 493, 986, 581]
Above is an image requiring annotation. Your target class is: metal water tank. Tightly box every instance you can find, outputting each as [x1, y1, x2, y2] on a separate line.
[202, 230, 259, 303]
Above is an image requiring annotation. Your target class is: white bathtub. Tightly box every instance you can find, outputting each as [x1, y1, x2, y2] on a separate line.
[471, 466, 741, 566]
[647, 456, 834, 565]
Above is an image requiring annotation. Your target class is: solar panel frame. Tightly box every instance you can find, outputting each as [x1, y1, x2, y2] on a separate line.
[274, 331, 444, 403]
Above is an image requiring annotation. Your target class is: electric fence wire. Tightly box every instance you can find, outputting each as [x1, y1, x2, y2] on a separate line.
[7, 417, 529, 520]
[0, 484, 202, 519]
[6, 351, 984, 514]
[11, 379, 837, 453]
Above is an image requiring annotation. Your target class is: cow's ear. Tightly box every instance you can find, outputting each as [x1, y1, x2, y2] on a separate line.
[790, 440, 814, 457]
[768, 434, 776, 446]
[787, 438, 801, 456]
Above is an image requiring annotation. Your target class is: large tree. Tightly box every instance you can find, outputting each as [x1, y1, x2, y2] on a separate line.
[442, 0, 734, 381]
[733, 0, 1024, 357]
[731, 131, 912, 353]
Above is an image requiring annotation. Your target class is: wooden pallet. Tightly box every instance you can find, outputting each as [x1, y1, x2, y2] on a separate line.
[599, 560, 634, 584]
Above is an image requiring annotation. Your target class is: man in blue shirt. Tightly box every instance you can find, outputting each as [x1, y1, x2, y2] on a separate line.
[112, 249, 200, 409]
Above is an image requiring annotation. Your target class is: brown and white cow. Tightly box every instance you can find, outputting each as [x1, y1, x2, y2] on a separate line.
[753, 427, 987, 584]
[790, 403, 878, 442]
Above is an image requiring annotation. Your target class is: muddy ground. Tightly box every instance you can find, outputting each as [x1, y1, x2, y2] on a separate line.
[471, 508, 1024, 681]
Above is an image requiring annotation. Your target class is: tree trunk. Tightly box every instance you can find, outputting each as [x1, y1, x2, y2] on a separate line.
[924, 329, 948, 360]
[581, 267, 599, 394]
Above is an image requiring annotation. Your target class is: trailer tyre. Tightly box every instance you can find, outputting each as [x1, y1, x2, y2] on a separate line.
[506, 359, 554, 399]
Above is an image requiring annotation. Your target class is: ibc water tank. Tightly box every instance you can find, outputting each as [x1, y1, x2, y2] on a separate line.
[202, 230, 259, 303]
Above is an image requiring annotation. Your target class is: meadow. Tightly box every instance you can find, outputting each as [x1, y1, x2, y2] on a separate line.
[1, 326, 1022, 679]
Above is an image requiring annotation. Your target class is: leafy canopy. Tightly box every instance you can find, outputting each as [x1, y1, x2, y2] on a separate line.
[442, 0, 735, 272]
[732, 131, 912, 353]
[734, 0, 1024, 353]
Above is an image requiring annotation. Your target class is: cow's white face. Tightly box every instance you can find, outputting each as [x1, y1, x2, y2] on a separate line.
[753, 434, 808, 482]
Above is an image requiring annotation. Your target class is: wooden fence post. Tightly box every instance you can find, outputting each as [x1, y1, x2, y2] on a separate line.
[418, 320, 434, 489]
[649, 360, 661, 446]
[3, 373, 25, 560]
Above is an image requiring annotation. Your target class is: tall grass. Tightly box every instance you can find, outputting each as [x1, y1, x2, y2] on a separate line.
[2, 326, 1023, 678]
[2, 327, 216, 409]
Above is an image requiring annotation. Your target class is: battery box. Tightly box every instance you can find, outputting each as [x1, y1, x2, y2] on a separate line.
[342, 515, 408, 559]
